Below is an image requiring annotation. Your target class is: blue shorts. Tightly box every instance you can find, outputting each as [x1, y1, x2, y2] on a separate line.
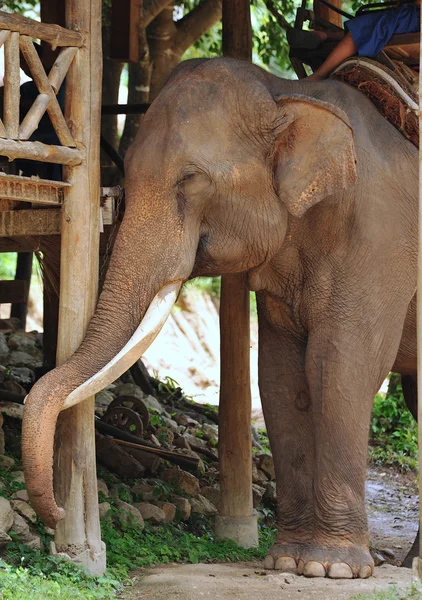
[346, 3, 420, 58]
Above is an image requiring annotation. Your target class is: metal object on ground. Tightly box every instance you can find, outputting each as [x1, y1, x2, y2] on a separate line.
[102, 406, 144, 438]
[107, 395, 150, 430]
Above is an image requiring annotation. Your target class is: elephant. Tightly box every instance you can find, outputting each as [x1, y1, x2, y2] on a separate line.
[21, 57, 417, 579]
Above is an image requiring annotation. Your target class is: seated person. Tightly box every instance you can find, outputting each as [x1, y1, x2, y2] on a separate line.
[287, 0, 420, 80]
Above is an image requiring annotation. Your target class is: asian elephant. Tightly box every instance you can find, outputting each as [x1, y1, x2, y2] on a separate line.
[21, 57, 417, 579]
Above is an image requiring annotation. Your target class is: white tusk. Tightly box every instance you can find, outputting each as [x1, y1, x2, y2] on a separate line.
[62, 281, 181, 410]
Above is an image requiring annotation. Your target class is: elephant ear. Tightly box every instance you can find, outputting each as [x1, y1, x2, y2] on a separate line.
[272, 94, 357, 217]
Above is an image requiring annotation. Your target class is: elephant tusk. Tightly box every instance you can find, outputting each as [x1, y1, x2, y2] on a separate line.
[62, 281, 181, 410]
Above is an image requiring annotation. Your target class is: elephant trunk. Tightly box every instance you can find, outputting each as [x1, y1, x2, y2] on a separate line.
[22, 200, 194, 528]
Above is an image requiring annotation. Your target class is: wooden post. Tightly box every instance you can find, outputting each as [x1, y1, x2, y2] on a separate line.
[417, 3, 422, 579]
[51, 0, 105, 575]
[313, 0, 342, 30]
[215, 0, 258, 548]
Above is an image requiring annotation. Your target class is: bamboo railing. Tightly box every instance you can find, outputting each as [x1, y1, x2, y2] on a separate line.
[0, 10, 83, 168]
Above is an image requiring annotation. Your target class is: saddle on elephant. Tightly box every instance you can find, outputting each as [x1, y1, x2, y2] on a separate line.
[330, 56, 419, 147]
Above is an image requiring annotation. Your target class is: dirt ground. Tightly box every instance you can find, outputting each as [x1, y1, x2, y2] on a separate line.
[120, 466, 420, 600]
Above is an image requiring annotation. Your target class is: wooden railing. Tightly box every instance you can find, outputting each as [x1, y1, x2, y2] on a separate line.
[0, 10, 83, 168]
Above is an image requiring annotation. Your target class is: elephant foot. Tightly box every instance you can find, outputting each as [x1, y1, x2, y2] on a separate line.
[264, 542, 374, 579]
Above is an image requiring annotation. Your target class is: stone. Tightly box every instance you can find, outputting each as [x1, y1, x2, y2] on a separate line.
[1, 318, 20, 333]
[0, 497, 14, 533]
[7, 366, 35, 387]
[174, 448, 205, 474]
[7, 332, 39, 356]
[184, 433, 208, 450]
[252, 462, 268, 485]
[142, 395, 169, 416]
[99, 502, 112, 519]
[162, 416, 179, 433]
[0, 455, 15, 471]
[97, 479, 109, 498]
[11, 489, 29, 502]
[7, 351, 41, 369]
[264, 481, 277, 501]
[174, 414, 200, 427]
[113, 383, 143, 400]
[200, 486, 221, 511]
[0, 530, 11, 544]
[190, 494, 218, 516]
[170, 495, 191, 520]
[162, 468, 200, 496]
[1, 404, 23, 419]
[134, 502, 166, 524]
[149, 434, 162, 447]
[11, 512, 30, 539]
[45, 527, 55, 536]
[373, 552, 385, 566]
[173, 435, 191, 450]
[155, 427, 174, 445]
[110, 483, 131, 499]
[95, 390, 115, 415]
[0, 333, 9, 357]
[0, 365, 6, 383]
[0, 418, 4, 457]
[11, 500, 37, 523]
[25, 533, 43, 551]
[116, 500, 144, 528]
[2, 380, 26, 395]
[258, 454, 275, 480]
[201, 423, 218, 442]
[11, 471, 25, 484]
[153, 501, 176, 523]
[252, 484, 266, 508]
[131, 483, 155, 502]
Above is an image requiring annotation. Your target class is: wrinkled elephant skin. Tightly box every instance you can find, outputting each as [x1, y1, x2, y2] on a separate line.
[22, 58, 417, 578]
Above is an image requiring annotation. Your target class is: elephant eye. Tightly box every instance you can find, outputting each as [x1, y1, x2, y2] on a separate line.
[178, 172, 196, 185]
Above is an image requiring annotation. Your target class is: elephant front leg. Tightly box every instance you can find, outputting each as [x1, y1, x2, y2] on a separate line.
[257, 311, 316, 572]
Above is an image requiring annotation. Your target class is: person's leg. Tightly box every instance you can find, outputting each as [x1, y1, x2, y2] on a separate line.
[307, 32, 357, 81]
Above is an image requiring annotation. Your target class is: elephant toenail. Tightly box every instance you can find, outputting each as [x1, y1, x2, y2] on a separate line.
[359, 566, 373, 579]
[303, 561, 326, 578]
[327, 563, 353, 579]
[264, 555, 275, 570]
[297, 559, 305, 575]
[274, 557, 297, 572]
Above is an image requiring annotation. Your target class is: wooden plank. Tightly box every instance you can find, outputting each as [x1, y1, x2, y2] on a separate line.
[0, 138, 83, 165]
[0, 173, 70, 205]
[0, 279, 28, 304]
[4, 32, 20, 139]
[53, 0, 105, 576]
[0, 209, 61, 236]
[0, 10, 83, 48]
[313, 0, 342, 29]
[110, 0, 142, 63]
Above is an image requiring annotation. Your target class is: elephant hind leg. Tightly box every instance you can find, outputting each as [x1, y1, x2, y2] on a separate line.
[401, 373, 417, 421]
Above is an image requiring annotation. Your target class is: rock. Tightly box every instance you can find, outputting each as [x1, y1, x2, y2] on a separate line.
[7, 367, 35, 387]
[170, 495, 191, 520]
[11, 471, 25, 484]
[1, 318, 21, 333]
[113, 383, 143, 401]
[0, 455, 15, 471]
[25, 533, 43, 551]
[0, 497, 14, 533]
[381, 548, 396, 560]
[99, 502, 112, 519]
[264, 481, 277, 501]
[11, 512, 30, 539]
[7, 351, 41, 369]
[252, 484, 266, 508]
[174, 414, 200, 428]
[0, 333, 9, 358]
[252, 462, 268, 485]
[0, 530, 11, 544]
[200, 486, 221, 511]
[116, 500, 144, 528]
[162, 468, 200, 496]
[155, 427, 174, 446]
[258, 454, 275, 480]
[2, 380, 27, 395]
[149, 434, 162, 447]
[7, 332, 39, 356]
[1, 404, 23, 419]
[134, 502, 166, 524]
[153, 501, 176, 523]
[45, 527, 55, 536]
[201, 423, 218, 441]
[190, 494, 218, 516]
[0, 418, 4, 456]
[174, 448, 205, 474]
[110, 483, 131, 499]
[173, 435, 191, 450]
[184, 433, 208, 450]
[11, 500, 37, 523]
[372, 552, 385, 566]
[0, 365, 6, 383]
[162, 416, 180, 433]
[97, 479, 109, 498]
[11, 489, 29, 502]
[131, 483, 155, 502]
[95, 390, 115, 411]
[142, 395, 169, 416]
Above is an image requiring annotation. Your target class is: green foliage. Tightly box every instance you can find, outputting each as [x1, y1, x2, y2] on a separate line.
[352, 584, 422, 599]
[0, 0, 38, 16]
[0, 254, 17, 280]
[369, 376, 418, 472]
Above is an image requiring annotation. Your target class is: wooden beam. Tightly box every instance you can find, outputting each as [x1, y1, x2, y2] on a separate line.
[313, 0, 342, 29]
[110, 0, 142, 63]
[0, 174, 69, 205]
[4, 32, 20, 139]
[0, 279, 28, 304]
[215, 0, 258, 549]
[0, 209, 61, 237]
[52, 0, 105, 577]
[0, 139, 83, 166]
[0, 10, 84, 48]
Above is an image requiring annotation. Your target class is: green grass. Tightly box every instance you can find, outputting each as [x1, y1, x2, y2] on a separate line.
[352, 584, 422, 599]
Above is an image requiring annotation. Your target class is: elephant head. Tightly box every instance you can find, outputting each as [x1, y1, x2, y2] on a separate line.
[22, 58, 356, 528]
